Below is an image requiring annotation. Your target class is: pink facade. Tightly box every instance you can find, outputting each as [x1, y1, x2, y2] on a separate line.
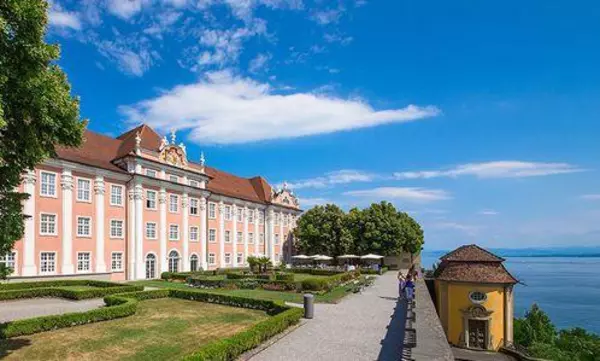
[6, 125, 301, 281]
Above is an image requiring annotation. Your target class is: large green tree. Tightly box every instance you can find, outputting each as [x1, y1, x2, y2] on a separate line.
[0, 0, 84, 259]
[294, 204, 353, 257]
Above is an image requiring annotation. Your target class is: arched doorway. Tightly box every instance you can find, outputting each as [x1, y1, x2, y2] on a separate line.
[145, 254, 156, 279]
[168, 250, 180, 273]
[190, 254, 198, 271]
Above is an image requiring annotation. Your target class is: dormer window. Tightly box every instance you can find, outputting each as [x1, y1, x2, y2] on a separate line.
[146, 169, 157, 178]
[189, 180, 199, 187]
[169, 175, 179, 183]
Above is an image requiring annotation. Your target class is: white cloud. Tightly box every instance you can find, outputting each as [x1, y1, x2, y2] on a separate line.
[394, 161, 585, 180]
[479, 209, 499, 216]
[344, 187, 451, 203]
[299, 197, 332, 207]
[433, 222, 480, 235]
[143, 10, 182, 38]
[286, 170, 376, 190]
[96, 38, 158, 76]
[248, 53, 271, 73]
[581, 194, 600, 200]
[119, 71, 440, 143]
[107, 0, 147, 19]
[48, 4, 82, 30]
[323, 33, 353, 45]
[311, 8, 343, 25]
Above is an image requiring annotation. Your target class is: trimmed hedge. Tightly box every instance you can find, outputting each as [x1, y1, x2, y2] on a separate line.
[187, 277, 297, 292]
[275, 273, 295, 281]
[288, 268, 345, 276]
[0, 280, 143, 301]
[300, 271, 361, 292]
[224, 273, 272, 281]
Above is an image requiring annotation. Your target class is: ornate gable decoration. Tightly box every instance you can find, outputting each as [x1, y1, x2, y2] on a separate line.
[271, 182, 300, 209]
[159, 130, 187, 167]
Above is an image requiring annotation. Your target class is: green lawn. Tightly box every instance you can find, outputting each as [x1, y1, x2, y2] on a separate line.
[0, 298, 268, 360]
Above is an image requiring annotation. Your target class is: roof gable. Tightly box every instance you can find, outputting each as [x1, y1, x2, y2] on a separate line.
[441, 244, 504, 262]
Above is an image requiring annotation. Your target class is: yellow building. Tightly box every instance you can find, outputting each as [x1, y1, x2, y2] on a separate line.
[434, 244, 518, 351]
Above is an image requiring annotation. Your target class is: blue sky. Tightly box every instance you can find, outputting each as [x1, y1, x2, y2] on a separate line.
[47, 0, 600, 250]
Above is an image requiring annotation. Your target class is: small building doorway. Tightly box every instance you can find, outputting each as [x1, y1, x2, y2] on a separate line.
[468, 319, 487, 349]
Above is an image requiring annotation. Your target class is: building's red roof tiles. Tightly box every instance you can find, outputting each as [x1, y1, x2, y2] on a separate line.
[440, 244, 505, 262]
[435, 245, 517, 284]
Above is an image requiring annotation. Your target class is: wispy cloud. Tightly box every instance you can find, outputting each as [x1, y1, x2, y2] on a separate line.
[299, 197, 333, 207]
[581, 194, 600, 200]
[478, 209, 499, 216]
[248, 53, 272, 73]
[311, 8, 344, 25]
[433, 222, 481, 236]
[285, 170, 376, 190]
[107, 0, 147, 19]
[394, 161, 585, 180]
[48, 3, 82, 30]
[120, 70, 440, 144]
[344, 187, 451, 203]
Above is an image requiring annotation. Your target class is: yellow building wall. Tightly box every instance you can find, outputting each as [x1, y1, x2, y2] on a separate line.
[444, 283, 506, 350]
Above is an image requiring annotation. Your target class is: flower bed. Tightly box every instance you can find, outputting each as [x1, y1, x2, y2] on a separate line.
[0, 280, 143, 301]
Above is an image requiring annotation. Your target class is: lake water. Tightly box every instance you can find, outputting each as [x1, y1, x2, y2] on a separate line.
[420, 254, 600, 334]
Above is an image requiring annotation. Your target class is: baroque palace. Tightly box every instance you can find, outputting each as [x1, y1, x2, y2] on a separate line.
[6, 124, 301, 281]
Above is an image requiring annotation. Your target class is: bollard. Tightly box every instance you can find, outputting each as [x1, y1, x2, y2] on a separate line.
[304, 294, 314, 319]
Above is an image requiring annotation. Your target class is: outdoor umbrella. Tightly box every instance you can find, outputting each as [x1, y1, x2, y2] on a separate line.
[337, 254, 360, 259]
[292, 255, 311, 259]
[312, 255, 333, 261]
[360, 254, 384, 260]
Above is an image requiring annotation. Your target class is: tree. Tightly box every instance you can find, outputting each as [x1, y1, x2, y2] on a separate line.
[0, 264, 12, 281]
[0, 0, 84, 256]
[294, 204, 353, 257]
[514, 303, 557, 347]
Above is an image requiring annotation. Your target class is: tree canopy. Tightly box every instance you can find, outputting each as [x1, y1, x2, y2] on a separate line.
[0, 0, 84, 258]
[294, 201, 424, 257]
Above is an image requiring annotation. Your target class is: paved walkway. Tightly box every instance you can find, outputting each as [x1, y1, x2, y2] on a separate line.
[0, 298, 105, 323]
[251, 272, 408, 361]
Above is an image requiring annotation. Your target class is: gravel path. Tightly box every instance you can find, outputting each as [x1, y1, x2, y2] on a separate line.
[0, 298, 105, 323]
[250, 272, 408, 361]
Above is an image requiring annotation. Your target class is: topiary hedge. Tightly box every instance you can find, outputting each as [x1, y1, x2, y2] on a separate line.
[300, 271, 361, 292]
[0, 280, 143, 301]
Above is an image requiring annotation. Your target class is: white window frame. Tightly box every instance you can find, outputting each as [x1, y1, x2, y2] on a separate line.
[236, 231, 242, 244]
[39, 252, 56, 274]
[248, 232, 254, 244]
[248, 211, 254, 223]
[224, 205, 232, 221]
[146, 222, 157, 240]
[111, 252, 124, 271]
[236, 252, 243, 264]
[169, 224, 180, 241]
[224, 253, 231, 264]
[39, 213, 58, 236]
[190, 226, 199, 242]
[208, 253, 216, 265]
[225, 230, 231, 243]
[189, 180, 199, 187]
[76, 177, 92, 203]
[190, 198, 199, 216]
[274, 234, 280, 245]
[260, 233, 265, 244]
[208, 202, 217, 219]
[236, 208, 243, 222]
[190, 253, 199, 271]
[0, 251, 17, 275]
[146, 169, 158, 178]
[39, 171, 57, 198]
[77, 252, 91, 273]
[209, 229, 216, 243]
[76, 216, 92, 238]
[110, 219, 124, 239]
[169, 175, 179, 183]
[146, 190, 157, 210]
[110, 184, 124, 206]
[169, 194, 179, 213]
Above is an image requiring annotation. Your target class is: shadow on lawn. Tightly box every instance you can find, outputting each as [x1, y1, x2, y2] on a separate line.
[377, 297, 409, 361]
[0, 337, 32, 358]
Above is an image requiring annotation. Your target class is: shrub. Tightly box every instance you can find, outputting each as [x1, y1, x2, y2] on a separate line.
[288, 268, 344, 276]
[275, 273, 294, 281]
[301, 278, 331, 291]
[0, 281, 143, 301]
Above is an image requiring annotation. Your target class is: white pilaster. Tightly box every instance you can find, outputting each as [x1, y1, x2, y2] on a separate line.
[22, 170, 37, 276]
[60, 169, 74, 274]
[218, 201, 225, 268]
[232, 204, 238, 267]
[199, 197, 208, 270]
[243, 206, 249, 266]
[159, 188, 167, 273]
[134, 183, 144, 279]
[94, 175, 107, 273]
[278, 211, 284, 265]
[127, 187, 136, 280]
[253, 209, 259, 256]
[267, 208, 275, 263]
[182, 193, 190, 271]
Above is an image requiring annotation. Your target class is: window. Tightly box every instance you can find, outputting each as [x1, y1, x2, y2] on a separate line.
[168, 250, 180, 272]
[237, 253, 244, 264]
[146, 169, 157, 178]
[208, 202, 216, 219]
[146, 254, 156, 279]
[236, 208, 243, 222]
[146, 222, 157, 239]
[190, 226, 199, 242]
[189, 180, 199, 187]
[224, 253, 231, 264]
[224, 205, 232, 220]
[77, 252, 91, 272]
[110, 220, 124, 238]
[77, 178, 91, 202]
[248, 232, 254, 244]
[225, 230, 231, 243]
[275, 214, 280, 226]
[190, 254, 199, 271]
[111, 252, 123, 271]
[209, 229, 216, 243]
[274, 234, 280, 245]
[77, 217, 91, 237]
[208, 253, 216, 265]
[169, 225, 179, 240]
[469, 291, 487, 304]
[146, 190, 157, 209]
[110, 185, 123, 206]
[260, 233, 265, 244]
[284, 215, 289, 227]
[190, 198, 199, 215]
[169, 175, 179, 183]
[40, 252, 56, 274]
[258, 211, 264, 224]
[169, 194, 178, 213]
[40, 213, 57, 235]
[0, 252, 16, 273]
[248, 211, 254, 223]
[237, 231, 242, 244]
[40, 171, 56, 197]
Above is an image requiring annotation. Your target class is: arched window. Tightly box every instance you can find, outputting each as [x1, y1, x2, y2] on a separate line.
[190, 254, 198, 272]
[145, 254, 156, 279]
[168, 250, 180, 273]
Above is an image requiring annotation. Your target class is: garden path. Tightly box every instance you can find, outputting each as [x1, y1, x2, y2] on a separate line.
[0, 298, 104, 323]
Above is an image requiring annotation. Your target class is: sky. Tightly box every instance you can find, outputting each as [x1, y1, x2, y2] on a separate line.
[46, 0, 600, 250]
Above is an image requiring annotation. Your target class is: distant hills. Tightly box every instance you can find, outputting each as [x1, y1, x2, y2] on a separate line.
[422, 246, 600, 258]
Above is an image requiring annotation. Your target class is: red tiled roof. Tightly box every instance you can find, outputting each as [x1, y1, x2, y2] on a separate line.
[440, 244, 505, 262]
[116, 124, 163, 158]
[55, 130, 127, 173]
[435, 262, 518, 284]
[204, 166, 269, 204]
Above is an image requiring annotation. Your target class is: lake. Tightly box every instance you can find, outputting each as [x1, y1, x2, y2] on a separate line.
[420, 254, 600, 334]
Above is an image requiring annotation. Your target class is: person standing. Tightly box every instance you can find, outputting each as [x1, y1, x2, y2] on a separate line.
[398, 271, 405, 299]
